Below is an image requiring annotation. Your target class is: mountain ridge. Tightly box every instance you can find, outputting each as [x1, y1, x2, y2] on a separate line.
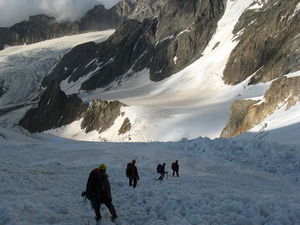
[0, 2, 128, 50]
[0, 0, 167, 51]
[1, 0, 300, 143]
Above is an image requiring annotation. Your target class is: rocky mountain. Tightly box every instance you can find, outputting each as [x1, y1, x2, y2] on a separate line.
[221, 76, 300, 138]
[219, 0, 300, 137]
[110, 0, 135, 17]
[0, 3, 126, 50]
[3, 0, 300, 141]
[223, 0, 300, 85]
[0, 14, 80, 50]
[81, 99, 127, 134]
[0, 0, 166, 51]
[128, 0, 164, 21]
[44, 0, 300, 91]
[43, 0, 225, 89]
[78, 4, 125, 32]
[19, 80, 87, 133]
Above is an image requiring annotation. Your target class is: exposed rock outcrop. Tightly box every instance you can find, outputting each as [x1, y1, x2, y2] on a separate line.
[149, 0, 225, 81]
[78, 5, 125, 31]
[81, 99, 127, 133]
[119, 117, 131, 135]
[220, 99, 259, 138]
[223, 0, 300, 85]
[19, 81, 129, 135]
[221, 76, 300, 138]
[19, 80, 87, 133]
[128, 0, 164, 21]
[42, 41, 98, 87]
[110, 0, 135, 18]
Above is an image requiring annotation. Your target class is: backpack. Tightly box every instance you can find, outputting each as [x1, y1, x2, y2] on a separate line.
[126, 163, 132, 177]
[157, 164, 163, 173]
[86, 169, 105, 196]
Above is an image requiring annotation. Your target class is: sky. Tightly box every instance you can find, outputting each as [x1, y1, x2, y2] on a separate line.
[0, 0, 122, 27]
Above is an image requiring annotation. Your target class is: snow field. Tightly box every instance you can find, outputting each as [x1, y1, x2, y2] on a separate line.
[0, 130, 299, 225]
[0, 31, 114, 108]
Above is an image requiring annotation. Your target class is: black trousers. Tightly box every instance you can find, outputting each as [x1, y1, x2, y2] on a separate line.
[86, 193, 117, 219]
[129, 177, 138, 188]
[94, 200, 117, 219]
[172, 170, 179, 177]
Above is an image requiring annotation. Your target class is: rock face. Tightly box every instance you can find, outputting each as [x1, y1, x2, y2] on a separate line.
[43, 0, 225, 91]
[149, 0, 225, 81]
[43, 20, 152, 90]
[81, 99, 126, 133]
[118, 117, 131, 135]
[19, 81, 129, 134]
[0, 15, 80, 50]
[110, 0, 135, 17]
[223, 0, 300, 85]
[19, 80, 87, 133]
[220, 99, 259, 138]
[42, 41, 98, 87]
[78, 5, 125, 31]
[128, 0, 164, 21]
[221, 76, 300, 138]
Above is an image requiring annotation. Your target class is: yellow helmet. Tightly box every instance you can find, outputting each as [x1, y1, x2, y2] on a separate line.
[99, 163, 107, 171]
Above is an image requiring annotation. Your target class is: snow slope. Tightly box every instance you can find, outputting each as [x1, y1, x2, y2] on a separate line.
[52, 0, 300, 145]
[0, 1, 299, 224]
[0, 30, 114, 108]
[0, 128, 299, 225]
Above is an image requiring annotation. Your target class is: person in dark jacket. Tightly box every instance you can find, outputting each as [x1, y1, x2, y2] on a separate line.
[84, 163, 117, 221]
[157, 163, 167, 181]
[127, 159, 140, 188]
[171, 160, 179, 177]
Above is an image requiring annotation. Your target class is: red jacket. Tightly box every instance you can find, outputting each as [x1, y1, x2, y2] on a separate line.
[172, 162, 179, 171]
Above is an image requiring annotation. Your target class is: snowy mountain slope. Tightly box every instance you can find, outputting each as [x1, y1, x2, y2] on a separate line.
[0, 127, 299, 225]
[0, 30, 114, 109]
[1, 1, 300, 146]
[46, 0, 299, 144]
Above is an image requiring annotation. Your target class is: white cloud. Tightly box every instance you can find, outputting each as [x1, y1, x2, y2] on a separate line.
[0, 0, 121, 27]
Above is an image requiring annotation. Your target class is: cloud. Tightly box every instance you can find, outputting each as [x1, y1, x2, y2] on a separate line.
[0, 0, 122, 27]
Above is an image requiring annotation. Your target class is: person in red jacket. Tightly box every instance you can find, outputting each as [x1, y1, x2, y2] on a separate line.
[126, 159, 140, 188]
[172, 160, 179, 177]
